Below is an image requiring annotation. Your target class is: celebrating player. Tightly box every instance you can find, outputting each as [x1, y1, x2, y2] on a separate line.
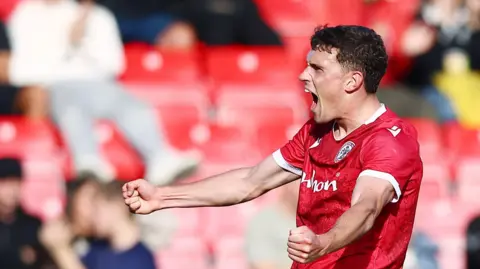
[123, 25, 423, 269]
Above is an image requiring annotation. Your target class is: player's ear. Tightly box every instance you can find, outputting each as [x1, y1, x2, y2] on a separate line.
[344, 71, 363, 93]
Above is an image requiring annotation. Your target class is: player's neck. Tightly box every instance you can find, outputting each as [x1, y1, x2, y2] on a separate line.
[334, 96, 382, 140]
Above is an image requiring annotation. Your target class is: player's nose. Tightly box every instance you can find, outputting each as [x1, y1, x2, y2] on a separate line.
[298, 67, 310, 83]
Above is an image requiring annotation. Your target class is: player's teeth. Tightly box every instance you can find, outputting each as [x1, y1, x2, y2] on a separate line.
[305, 89, 309, 93]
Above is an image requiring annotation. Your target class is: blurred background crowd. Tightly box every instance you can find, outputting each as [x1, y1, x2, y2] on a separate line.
[0, 0, 480, 268]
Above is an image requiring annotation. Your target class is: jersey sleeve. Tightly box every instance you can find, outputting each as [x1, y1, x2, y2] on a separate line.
[272, 120, 313, 176]
[359, 129, 420, 203]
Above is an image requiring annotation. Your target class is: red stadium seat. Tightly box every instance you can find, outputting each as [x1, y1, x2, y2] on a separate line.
[417, 161, 450, 203]
[254, 0, 314, 37]
[192, 123, 262, 164]
[124, 84, 210, 150]
[307, 0, 364, 26]
[202, 204, 259, 240]
[21, 158, 65, 220]
[96, 121, 144, 180]
[455, 157, 480, 203]
[444, 123, 480, 157]
[255, 122, 303, 156]
[120, 43, 203, 83]
[216, 90, 308, 133]
[282, 35, 311, 70]
[0, 117, 58, 157]
[170, 208, 203, 236]
[59, 121, 144, 180]
[157, 237, 210, 269]
[212, 237, 249, 269]
[404, 118, 443, 161]
[205, 46, 297, 85]
[415, 199, 474, 237]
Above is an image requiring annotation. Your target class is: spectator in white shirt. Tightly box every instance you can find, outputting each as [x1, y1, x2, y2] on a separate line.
[7, 0, 199, 184]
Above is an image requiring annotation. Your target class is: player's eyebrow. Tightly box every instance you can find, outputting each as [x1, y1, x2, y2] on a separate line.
[308, 62, 323, 70]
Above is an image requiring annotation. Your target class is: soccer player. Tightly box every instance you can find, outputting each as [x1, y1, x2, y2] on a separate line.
[123, 25, 423, 269]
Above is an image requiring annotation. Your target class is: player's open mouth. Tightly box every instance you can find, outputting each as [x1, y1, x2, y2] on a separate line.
[311, 92, 319, 110]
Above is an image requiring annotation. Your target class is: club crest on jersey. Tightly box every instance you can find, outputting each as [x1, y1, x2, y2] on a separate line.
[334, 141, 355, 163]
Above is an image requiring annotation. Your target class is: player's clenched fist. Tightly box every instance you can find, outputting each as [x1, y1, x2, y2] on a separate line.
[287, 226, 330, 264]
[122, 179, 159, 214]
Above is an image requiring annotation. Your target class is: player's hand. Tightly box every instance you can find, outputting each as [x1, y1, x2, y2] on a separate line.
[287, 226, 330, 264]
[122, 179, 159, 214]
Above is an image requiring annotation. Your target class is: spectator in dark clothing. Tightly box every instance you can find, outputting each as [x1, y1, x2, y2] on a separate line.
[84, 181, 156, 269]
[94, 0, 196, 49]
[96, 0, 282, 47]
[179, 0, 283, 46]
[467, 216, 480, 269]
[0, 158, 55, 269]
[41, 180, 156, 269]
[401, 0, 480, 123]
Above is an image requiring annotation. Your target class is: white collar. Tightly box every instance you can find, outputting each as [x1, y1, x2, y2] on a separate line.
[364, 104, 387, 125]
[332, 104, 387, 141]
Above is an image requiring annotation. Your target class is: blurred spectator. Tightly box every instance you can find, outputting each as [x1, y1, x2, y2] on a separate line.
[95, 0, 196, 49]
[0, 157, 55, 269]
[179, 0, 283, 46]
[41, 181, 156, 269]
[245, 181, 298, 269]
[7, 0, 199, 183]
[401, 0, 480, 125]
[64, 173, 176, 255]
[409, 231, 440, 269]
[361, 0, 420, 85]
[467, 215, 480, 269]
[98, 0, 282, 47]
[350, 0, 440, 121]
[430, 0, 480, 128]
[64, 174, 102, 254]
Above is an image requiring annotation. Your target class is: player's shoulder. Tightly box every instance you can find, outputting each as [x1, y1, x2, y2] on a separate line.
[374, 109, 418, 140]
[366, 109, 420, 152]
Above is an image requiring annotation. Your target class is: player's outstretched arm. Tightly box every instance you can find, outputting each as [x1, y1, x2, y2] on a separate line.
[123, 156, 300, 214]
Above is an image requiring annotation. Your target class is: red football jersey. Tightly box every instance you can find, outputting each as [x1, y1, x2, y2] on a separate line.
[273, 105, 423, 269]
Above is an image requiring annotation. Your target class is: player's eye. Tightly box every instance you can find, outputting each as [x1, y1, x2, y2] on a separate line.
[309, 64, 322, 71]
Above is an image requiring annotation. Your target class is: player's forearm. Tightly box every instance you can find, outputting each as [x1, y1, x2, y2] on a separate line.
[154, 167, 264, 209]
[322, 202, 378, 254]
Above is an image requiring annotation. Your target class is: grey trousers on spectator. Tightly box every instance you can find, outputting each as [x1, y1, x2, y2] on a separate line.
[49, 79, 167, 175]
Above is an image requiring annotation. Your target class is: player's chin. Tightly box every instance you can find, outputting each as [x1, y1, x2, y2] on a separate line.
[312, 109, 326, 123]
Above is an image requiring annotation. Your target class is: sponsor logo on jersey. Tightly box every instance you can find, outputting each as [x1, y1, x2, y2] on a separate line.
[301, 170, 338, 193]
[334, 141, 355, 163]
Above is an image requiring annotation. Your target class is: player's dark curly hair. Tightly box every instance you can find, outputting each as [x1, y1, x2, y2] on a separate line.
[310, 25, 388, 94]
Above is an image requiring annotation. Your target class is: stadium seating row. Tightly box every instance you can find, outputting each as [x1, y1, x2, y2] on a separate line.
[120, 44, 307, 94]
[3, 114, 480, 220]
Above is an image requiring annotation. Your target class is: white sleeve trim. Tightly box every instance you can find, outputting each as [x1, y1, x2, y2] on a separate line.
[272, 149, 302, 176]
[359, 169, 401, 203]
